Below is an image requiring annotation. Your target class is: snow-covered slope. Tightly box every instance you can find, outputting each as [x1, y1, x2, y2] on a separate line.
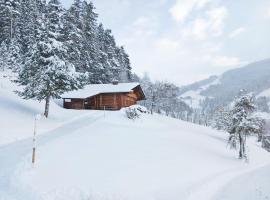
[257, 88, 270, 98]
[1, 110, 269, 200]
[0, 71, 88, 145]
[1, 71, 270, 200]
[180, 77, 220, 109]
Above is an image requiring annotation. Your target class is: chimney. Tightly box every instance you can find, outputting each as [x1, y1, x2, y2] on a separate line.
[112, 79, 119, 85]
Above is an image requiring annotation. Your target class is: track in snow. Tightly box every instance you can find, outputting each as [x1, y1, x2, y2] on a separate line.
[0, 111, 104, 199]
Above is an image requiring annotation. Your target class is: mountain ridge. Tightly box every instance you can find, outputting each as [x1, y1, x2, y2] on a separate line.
[179, 58, 270, 111]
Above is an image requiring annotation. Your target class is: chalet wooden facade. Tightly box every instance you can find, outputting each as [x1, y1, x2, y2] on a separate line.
[62, 83, 145, 110]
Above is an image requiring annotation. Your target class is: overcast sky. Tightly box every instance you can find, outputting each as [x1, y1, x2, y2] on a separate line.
[62, 0, 270, 86]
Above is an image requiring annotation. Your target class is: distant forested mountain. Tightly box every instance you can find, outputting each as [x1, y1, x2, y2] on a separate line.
[202, 59, 270, 100]
[179, 58, 270, 119]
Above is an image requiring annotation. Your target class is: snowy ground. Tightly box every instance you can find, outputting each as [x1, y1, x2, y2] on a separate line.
[1, 72, 270, 200]
[0, 71, 89, 145]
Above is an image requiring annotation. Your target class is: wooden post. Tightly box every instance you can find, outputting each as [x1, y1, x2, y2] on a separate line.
[104, 106, 105, 118]
[32, 114, 41, 166]
[32, 117, 37, 165]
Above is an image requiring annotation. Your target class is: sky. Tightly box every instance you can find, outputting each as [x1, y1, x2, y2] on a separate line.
[61, 0, 270, 86]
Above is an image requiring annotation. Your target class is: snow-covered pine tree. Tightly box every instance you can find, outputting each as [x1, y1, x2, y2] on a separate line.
[247, 115, 266, 142]
[262, 120, 270, 151]
[212, 107, 232, 131]
[0, 0, 23, 72]
[0, 42, 8, 71]
[228, 93, 256, 159]
[100, 28, 119, 83]
[0, 0, 11, 43]
[81, 0, 100, 82]
[63, 0, 84, 73]
[15, 0, 39, 60]
[6, 38, 21, 71]
[0, 0, 21, 44]
[117, 46, 132, 82]
[16, 0, 84, 118]
[0, 0, 8, 44]
[95, 23, 109, 83]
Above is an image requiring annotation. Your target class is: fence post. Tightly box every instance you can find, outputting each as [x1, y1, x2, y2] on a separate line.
[32, 114, 41, 166]
[32, 118, 37, 165]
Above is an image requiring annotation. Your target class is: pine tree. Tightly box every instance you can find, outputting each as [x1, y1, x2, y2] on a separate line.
[117, 46, 132, 82]
[98, 28, 117, 83]
[262, 120, 270, 151]
[63, 0, 85, 72]
[228, 94, 256, 159]
[16, 0, 39, 57]
[16, 0, 84, 118]
[0, 0, 21, 44]
[7, 38, 21, 71]
[0, 0, 12, 43]
[212, 107, 232, 131]
[95, 23, 110, 83]
[81, 0, 100, 83]
[0, 42, 8, 71]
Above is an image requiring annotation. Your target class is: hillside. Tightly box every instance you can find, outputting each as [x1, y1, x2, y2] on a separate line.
[0, 71, 90, 145]
[179, 58, 270, 110]
[1, 71, 270, 200]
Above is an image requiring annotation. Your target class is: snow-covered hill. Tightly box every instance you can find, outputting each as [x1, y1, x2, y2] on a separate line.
[179, 58, 270, 111]
[0, 71, 89, 145]
[1, 71, 270, 200]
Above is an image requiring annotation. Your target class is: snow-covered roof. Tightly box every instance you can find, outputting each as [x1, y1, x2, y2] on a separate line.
[61, 82, 141, 99]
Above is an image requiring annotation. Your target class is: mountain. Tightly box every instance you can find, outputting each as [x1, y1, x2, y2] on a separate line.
[179, 58, 270, 112]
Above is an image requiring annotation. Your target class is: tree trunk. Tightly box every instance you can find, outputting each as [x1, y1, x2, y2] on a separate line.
[239, 133, 243, 159]
[44, 95, 50, 118]
[258, 133, 262, 142]
[243, 134, 247, 159]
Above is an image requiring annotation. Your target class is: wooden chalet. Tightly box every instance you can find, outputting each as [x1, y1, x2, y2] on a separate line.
[61, 82, 146, 110]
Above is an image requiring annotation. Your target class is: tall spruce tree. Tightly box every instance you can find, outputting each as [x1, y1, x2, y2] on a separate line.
[81, 0, 100, 82]
[0, 0, 21, 43]
[119, 46, 132, 82]
[228, 93, 256, 159]
[16, 0, 83, 118]
[7, 38, 21, 71]
[212, 107, 232, 131]
[63, 0, 85, 72]
[95, 23, 109, 83]
[0, 41, 8, 71]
